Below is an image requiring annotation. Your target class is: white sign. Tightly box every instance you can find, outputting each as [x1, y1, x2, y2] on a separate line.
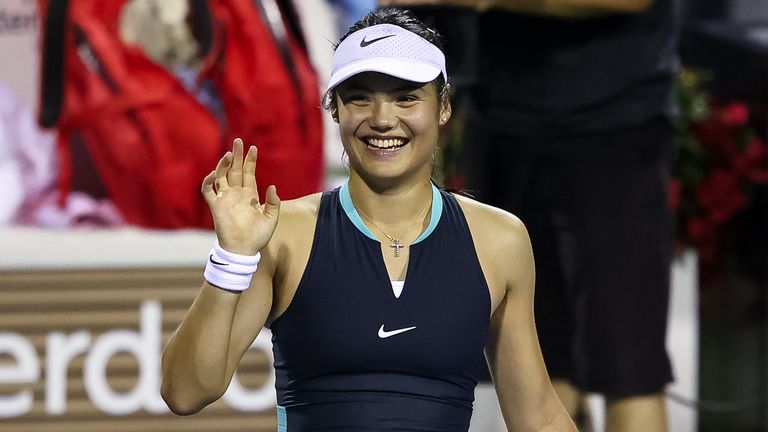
[0, 301, 276, 417]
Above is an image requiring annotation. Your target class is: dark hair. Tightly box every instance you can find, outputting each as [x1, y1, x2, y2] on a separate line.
[322, 7, 450, 113]
[337, 8, 446, 52]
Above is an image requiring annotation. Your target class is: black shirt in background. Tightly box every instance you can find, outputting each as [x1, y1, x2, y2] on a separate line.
[468, 0, 680, 136]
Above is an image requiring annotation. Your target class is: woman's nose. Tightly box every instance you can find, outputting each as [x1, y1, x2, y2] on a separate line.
[369, 102, 397, 130]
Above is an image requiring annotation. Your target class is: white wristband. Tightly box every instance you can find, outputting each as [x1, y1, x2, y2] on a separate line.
[203, 240, 261, 292]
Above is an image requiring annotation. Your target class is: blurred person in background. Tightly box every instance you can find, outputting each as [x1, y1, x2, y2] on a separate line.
[161, 8, 577, 431]
[382, 0, 680, 431]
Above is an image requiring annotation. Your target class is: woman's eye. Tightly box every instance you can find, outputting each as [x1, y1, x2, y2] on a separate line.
[346, 94, 368, 104]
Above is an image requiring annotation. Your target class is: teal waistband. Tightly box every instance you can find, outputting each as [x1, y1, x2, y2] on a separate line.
[277, 405, 287, 431]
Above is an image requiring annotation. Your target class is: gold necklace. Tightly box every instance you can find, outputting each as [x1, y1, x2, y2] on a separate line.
[356, 202, 431, 258]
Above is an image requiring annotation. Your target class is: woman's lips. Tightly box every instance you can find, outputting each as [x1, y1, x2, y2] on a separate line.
[363, 137, 408, 158]
[366, 137, 406, 149]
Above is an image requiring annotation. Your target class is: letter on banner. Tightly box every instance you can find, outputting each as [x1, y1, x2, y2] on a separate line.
[84, 301, 166, 415]
[46, 331, 91, 415]
[0, 332, 40, 418]
[223, 329, 276, 411]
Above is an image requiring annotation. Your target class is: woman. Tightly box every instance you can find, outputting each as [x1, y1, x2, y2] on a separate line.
[161, 8, 576, 431]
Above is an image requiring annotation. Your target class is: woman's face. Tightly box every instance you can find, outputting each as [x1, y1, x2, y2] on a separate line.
[335, 72, 450, 184]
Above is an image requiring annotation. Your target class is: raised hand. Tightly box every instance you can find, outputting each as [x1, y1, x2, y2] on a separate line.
[202, 138, 280, 255]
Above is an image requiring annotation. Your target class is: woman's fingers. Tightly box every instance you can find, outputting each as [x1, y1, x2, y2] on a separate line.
[214, 151, 233, 192]
[227, 138, 244, 187]
[263, 185, 280, 218]
[201, 170, 217, 204]
[207, 139, 264, 212]
[243, 145, 258, 190]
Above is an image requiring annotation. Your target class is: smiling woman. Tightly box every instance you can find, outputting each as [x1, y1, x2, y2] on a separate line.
[334, 72, 446, 186]
[160, 7, 577, 432]
[323, 16, 451, 188]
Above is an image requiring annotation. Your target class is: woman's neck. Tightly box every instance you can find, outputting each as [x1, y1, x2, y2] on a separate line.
[347, 172, 433, 227]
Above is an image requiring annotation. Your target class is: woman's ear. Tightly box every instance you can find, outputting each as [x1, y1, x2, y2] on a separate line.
[324, 90, 339, 123]
[439, 98, 452, 126]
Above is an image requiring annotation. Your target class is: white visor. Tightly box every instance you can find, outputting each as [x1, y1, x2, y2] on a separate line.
[327, 24, 447, 93]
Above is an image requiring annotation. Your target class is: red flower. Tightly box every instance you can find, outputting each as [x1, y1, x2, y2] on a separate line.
[696, 120, 739, 158]
[744, 137, 767, 160]
[671, 69, 765, 262]
[732, 154, 749, 176]
[696, 169, 747, 224]
[743, 137, 768, 183]
[721, 102, 749, 126]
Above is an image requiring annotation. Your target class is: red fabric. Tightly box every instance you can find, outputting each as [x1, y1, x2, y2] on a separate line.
[206, 0, 324, 202]
[38, 0, 323, 228]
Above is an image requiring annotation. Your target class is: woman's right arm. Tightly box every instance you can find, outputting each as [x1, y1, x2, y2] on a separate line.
[160, 139, 281, 415]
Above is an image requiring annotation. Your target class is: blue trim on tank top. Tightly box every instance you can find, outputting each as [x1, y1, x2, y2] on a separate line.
[339, 179, 443, 245]
[277, 405, 287, 431]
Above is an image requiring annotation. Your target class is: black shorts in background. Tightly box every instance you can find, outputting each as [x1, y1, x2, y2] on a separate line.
[463, 115, 675, 397]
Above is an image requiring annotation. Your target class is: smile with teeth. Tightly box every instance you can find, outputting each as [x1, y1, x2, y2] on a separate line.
[365, 137, 408, 149]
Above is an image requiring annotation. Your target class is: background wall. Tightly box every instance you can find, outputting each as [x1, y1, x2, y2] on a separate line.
[0, 0, 39, 109]
[0, 228, 279, 431]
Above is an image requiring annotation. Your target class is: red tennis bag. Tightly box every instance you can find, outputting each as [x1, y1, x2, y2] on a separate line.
[38, 0, 323, 228]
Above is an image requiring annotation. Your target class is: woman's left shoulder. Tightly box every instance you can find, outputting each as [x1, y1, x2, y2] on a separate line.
[451, 193, 533, 302]
[451, 193, 529, 247]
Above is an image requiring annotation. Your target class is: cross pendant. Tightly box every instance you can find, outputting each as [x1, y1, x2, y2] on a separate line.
[390, 240, 405, 258]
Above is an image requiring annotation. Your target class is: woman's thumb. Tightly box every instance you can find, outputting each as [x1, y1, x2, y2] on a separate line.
[264, 185, 280, 218]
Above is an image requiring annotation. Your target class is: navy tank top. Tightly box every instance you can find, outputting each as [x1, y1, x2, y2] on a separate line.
[269, 182, 491, 431]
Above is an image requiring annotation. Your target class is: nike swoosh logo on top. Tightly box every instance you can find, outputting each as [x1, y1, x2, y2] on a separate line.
[209, 254, 229, 266]
[360, 34, 396, 47]
[378, 324, 416, 339]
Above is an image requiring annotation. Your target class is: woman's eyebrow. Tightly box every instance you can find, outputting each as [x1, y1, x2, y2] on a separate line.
[393, 83, 425, 93]
[341, 84, 369, 92]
